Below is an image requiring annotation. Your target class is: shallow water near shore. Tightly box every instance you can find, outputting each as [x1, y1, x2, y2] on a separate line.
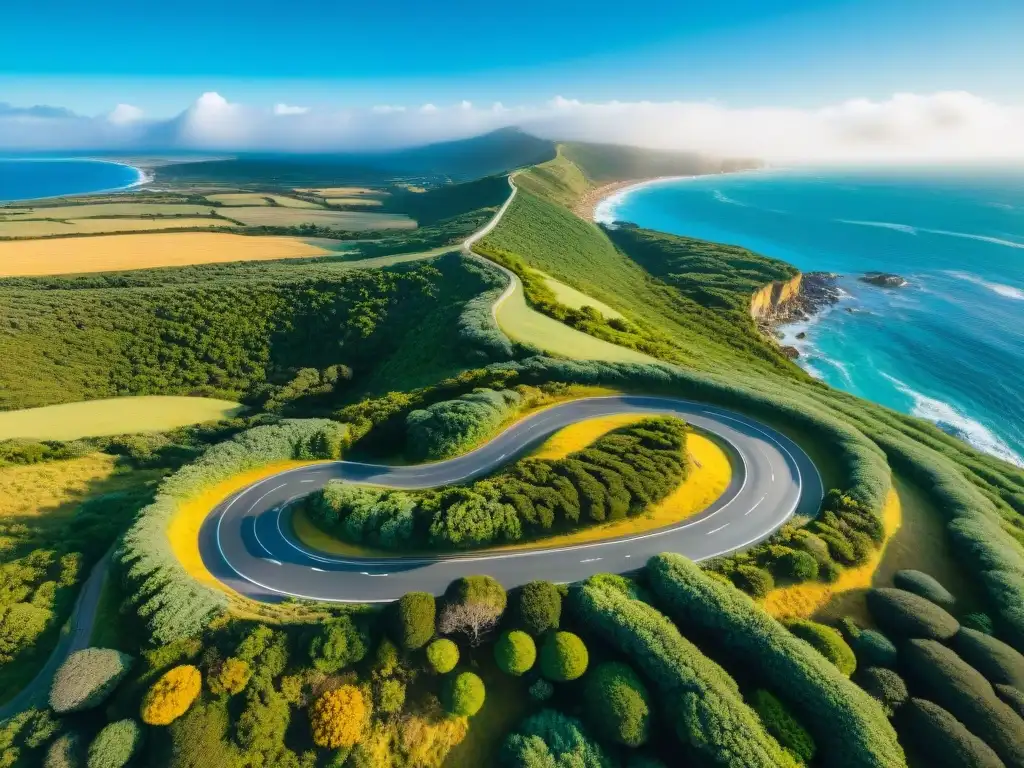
[599, 167, 1024, 467]
[0, 157, 143, 202]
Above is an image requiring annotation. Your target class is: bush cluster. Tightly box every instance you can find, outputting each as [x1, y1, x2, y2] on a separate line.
[49, 648, 134, 714]
[426, 639, 459, 674]
[892, 569, 956, 608]
[310, 685, 366, 748]
[646, 553, 904, 768]
[785, 619, 857, 676]
[438, 575, 507, 645]
[897, 698, 1004, 768]
[86, 719, 142, 768]
[501, 709, 612, 768]
[583, 662, 652, 747]
[141, 665, 202, 726]
[406, 388, 522, 460]
[866, 588, 960, 642]
[307, 417, 689, 550]
[569, 574, 795, 767]
[900, 638, 1024, 767]
[855, 667, 909, 716]
[308, 615, 369, 673]
[494, 630, 536, 676]
[443, 671, 486, 716]
[391, 592, 436, 651]
[510, 580, 562, 636]
[950, 627, 1024, 689]
[839, 618, 898, 669]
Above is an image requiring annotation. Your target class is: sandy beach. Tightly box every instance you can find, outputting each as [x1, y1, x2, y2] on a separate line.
[573, 179, 646, 221]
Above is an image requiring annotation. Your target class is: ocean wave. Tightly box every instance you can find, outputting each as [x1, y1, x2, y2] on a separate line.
[838, 219, 918, 234]
[881, 373, 1024, 468]
[712, 189, 747, 207]
[920, 228, 1024, 250]
[944, 270, 1024, 301]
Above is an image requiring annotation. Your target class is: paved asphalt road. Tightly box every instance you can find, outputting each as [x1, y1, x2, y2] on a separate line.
[198, 395, 823, 603]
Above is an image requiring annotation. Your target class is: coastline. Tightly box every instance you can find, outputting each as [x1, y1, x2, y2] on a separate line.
[0, 157, 150, 205]
[578, 175, 696, 222]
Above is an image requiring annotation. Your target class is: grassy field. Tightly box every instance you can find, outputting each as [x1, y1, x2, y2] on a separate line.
[0, 396, 243, 440]
[293, 186, 380, 196]
[0, 231, 328, 276]
[224, 206, 415, 230]
[495, 271, 655, 363]
[536, 270, 624, 320]
[205, 193, 324, 208]
[0, 217, 234, 238]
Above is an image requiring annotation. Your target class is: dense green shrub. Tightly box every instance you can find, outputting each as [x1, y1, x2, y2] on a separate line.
[647, 553, 904, 768]
[951, 627, 1024, 689]
[118, 418, 350, 643]
[49, 648, 134, 714]
[730, 564, 775, 598]
[426, 639, 459, 674]
[375, 678, 406, 715]
[866, 588, 960, 641]
[856, 667, 909, 716]
[963, 612, 996, 635]
[511, 580, 561, 635]
[308, 616, 368, 673]
[501, 709, 612, 768]
[539, 631, 589, 682]
[443, 671, 486, 716]
[750, 689, 816, 764]
[87, 720, 142, 768]
[995, 684, 1024, 718]
[840, 620, 899, 669]
[44, 731, 84, 768]
[773, 549, 819, 582]
[892, 570, 956, 608]
[494, 630, 537, 676]
[897, 698, 1004, 768]
[901, 639, 1024, 767]
[406, 388, 522, 460]
[583, 661, 652, 747]
[785, 619, 857, 676]
[570, 575, 796, 767]
[391, 592, 436, 650]
[528, 678, 554, 702]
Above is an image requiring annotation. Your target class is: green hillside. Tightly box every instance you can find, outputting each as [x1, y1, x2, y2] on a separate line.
[561, 140, 761, 182]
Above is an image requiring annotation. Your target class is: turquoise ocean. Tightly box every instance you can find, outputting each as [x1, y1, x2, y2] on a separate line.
[0, 158, 143, 203]
[596, 168, 1024, 468]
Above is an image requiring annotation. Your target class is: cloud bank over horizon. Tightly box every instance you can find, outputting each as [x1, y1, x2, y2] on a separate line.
[1, 90, 1022, 163]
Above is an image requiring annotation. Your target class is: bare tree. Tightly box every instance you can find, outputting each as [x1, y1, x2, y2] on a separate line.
[437, 602, 500, 646]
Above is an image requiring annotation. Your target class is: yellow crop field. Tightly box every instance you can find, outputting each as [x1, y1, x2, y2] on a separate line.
[0, 231, 329, 277]
[206, 193, 323, 208]
[536, 270, 625, 320]
[225, 206, 415, 230]
[0, 202, 213, 219]
[531, 413, 647, 459]
[0, 396, 244, 440]
[0, 217, 234, 238]
[326, 197, 383, 206]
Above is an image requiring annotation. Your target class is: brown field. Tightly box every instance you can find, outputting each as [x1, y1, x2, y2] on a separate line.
[225, 206, 415, 231]
[326, 197, 384, 206]
[206, 193, 323, 209]
[0, 217, 234, 238]
[0, 202, 213, 219]
[0, 232, 329, 277]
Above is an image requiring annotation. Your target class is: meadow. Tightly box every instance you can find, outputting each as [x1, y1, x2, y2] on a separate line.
[0, 396, 244, 441]
[0, 217, 234, 238]
[0, 232, 328, 277]
[204, 193, 323, 208]
[222, 206, 415, 230]
[0, 202, 215, 219]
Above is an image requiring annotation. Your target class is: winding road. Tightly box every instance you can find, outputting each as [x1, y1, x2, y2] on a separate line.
[198, 395, 823, 602]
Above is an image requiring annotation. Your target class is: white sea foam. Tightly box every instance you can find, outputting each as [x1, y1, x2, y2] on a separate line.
[593, 175, 698, 224]
[944, 270, 1024, 301]
[712, 189, 747, 207]
[838, 219, 919, 234]
[881, 373, 1024, 467]
[918, 228, 1024, 250]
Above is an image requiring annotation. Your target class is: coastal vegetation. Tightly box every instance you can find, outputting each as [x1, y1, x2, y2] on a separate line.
[2, 137, 1024, 768]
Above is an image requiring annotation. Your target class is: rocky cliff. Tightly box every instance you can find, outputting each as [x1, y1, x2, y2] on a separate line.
[750, 274, 802, 320]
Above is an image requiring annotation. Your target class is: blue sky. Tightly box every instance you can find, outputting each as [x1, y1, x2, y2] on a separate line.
[1, 0, 1022, 115]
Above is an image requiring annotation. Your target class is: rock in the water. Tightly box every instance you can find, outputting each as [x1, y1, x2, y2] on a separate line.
[860, 272, 908, 288]
[781, 346, 800, 359]
[795, 331, 807, 340]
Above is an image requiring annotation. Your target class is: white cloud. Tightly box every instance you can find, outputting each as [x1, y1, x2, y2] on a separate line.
[107, 103, 144, 124]
[273, 103, 309, 116]
[0, 90, 1022, 162]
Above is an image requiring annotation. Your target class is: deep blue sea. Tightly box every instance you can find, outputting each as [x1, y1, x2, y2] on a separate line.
[0, 158, 143, 203]
[597, 168, 1024, 467]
